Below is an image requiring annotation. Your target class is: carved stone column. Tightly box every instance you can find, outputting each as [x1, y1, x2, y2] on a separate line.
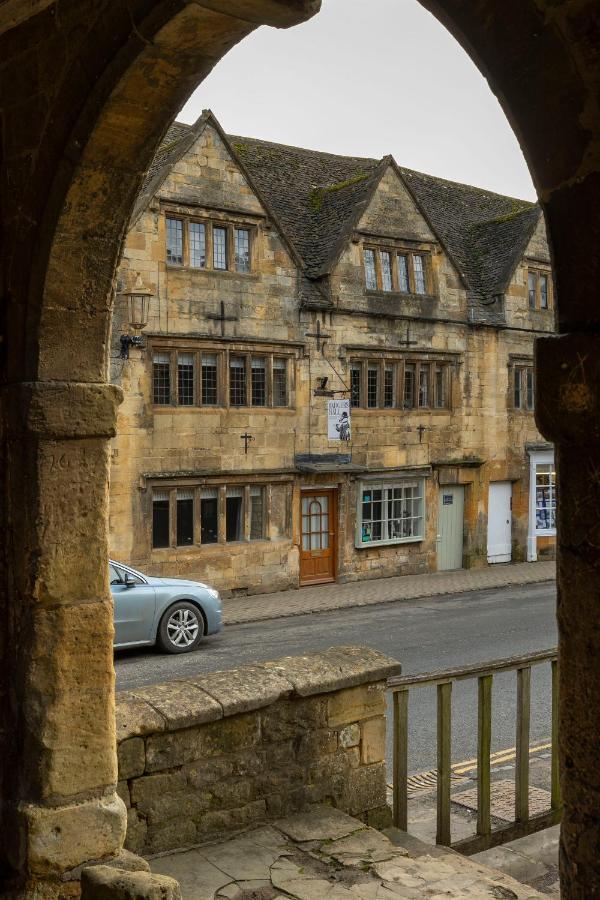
[536, 334, 600, 897]
[1, 381, 125, 896]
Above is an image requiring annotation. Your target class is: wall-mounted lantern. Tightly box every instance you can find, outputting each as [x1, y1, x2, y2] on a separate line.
[120, 272, 152, 359]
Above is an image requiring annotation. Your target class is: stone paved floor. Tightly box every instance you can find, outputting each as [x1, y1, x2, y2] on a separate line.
[222, 561, 555, 625]
[473, 828, 560, 897]
[397, 750, 559, 895]
[150, 805, 545, 898]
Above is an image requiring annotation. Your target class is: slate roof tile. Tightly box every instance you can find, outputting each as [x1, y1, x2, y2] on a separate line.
[138, 118, 543, 324]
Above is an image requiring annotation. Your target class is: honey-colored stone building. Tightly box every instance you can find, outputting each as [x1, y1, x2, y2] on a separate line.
[109, 111, 555, 598]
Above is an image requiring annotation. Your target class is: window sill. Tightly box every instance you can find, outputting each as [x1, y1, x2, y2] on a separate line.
[365, 289, 435, 301]
[351, 407, 451, 415]
[535, 529, 556, 537]
[355, 536, 424, 550]
[151, 539, 275, 552]
[152, 405, 295, 412]
[166, 264, 259, 281]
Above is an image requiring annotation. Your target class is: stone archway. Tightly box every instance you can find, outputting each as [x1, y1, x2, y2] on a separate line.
[1, 1, 599, 896]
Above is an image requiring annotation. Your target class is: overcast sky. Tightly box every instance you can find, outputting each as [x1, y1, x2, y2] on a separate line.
[179, 0, 536, 201]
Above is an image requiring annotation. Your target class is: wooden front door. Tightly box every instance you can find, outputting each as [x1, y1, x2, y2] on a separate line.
[300, 490, 337, 585]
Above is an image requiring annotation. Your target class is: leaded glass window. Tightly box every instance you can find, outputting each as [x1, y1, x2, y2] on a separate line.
[201, 353, 218, 406]
[434, 365, 446, 408]
[540, 274, 548, 309]
[273, 358, 287, 407]
[381, 251, 393, 292]
[397, 255, 410, 292]
[514, 368, 522, 408]
[528, 272, 537, 309]
[251, 357, 266, 406]
[526, 369, 535, 409]
[350, 364, 361, 408]
[403, 363, 416, 409]
[360, 480, 424, 545]
[201, 487, 218, 544]
[367, 364, 379, 408]
[384, 365, 395, 408]
[249, 486, 264, 540]
[213, 226, 228, 270]
[176, 489, 194, 546]
[177, 353, 195, 406]
[418, 364, 430, 407]
[152, 491, 170, 548]
[364, 249, 377, 290]
[189, 222, 206, 268]
[413, 254, 426, 294]
[153, 352, 171, 405]
[226, 486, 243, 542]
[229, 355, 246, 406]
[166, 217, 183, 265]
[235, 228, 250, 273]
[515, 367, 534, 410]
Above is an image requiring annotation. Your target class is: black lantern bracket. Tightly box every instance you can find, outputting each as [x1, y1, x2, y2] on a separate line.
[120, 272, 152, 360]
[120, 334, 146, 359]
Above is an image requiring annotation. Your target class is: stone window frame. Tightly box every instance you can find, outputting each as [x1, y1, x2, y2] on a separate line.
[355, 477, 426, 549]
[514, 366, 535, 411]
[149, 478, 282, 550]
[509, 355, 535, 412]
[150, 341, 295, 410]
[526, 263, 553, 311]
[348, 353, 452, 412]
[164, 209, 258, 276]
[361, 243, 434, 297]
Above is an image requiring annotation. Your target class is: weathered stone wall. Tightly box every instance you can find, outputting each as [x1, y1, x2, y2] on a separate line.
[115, 647, 399, 856]
[108, 121, 554, 596]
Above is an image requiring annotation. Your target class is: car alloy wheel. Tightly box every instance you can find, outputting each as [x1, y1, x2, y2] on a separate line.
[158, 601, 204, 653]
[167, 607, 199, 647]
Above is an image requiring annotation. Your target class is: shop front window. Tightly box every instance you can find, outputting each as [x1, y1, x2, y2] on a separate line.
[358, 479, 424, 546]
[535, 463, 556, 531]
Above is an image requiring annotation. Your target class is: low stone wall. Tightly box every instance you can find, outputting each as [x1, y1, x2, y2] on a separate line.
[115, 646, 400, 856]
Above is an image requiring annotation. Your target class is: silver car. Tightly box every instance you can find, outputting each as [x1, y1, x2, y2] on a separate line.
[110, 560, 222, 653]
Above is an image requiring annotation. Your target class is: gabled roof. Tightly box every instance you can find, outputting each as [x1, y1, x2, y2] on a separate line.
[135, 113, 543, 323]
[132, 114, 210, 223]
[227, 135, 384, 278]
[400, 168, 541, 323]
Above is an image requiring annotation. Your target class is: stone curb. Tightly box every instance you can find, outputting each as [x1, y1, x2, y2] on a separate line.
[222, 565, 556, 626]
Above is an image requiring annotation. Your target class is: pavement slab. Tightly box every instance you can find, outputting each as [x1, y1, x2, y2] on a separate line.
[275, 805, 365, 842]
[221, 561, 555, 626]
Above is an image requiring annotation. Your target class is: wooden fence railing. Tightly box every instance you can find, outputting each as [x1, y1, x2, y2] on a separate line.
[387, 648, 560, 855]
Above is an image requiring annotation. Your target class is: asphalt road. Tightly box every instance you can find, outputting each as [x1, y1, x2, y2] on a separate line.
[115, 581, 557, 774]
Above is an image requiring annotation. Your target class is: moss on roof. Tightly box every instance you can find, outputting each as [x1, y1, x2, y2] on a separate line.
[309, 173, 370, 211]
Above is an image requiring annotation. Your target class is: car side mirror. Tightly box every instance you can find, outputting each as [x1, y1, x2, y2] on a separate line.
[123, 573, 135, 588]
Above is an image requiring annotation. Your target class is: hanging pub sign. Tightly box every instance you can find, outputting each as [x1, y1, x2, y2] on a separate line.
[328, 399, 351, 442]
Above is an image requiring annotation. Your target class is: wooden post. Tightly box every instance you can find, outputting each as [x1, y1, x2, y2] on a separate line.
[393, 689, 409, 830]
[515, 666, 531, 822]
[477, 674, 493, 837]
[437, 681, 452, 845]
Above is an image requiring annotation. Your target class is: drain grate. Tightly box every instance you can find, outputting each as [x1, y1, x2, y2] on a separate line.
[403, 770, 464, 796]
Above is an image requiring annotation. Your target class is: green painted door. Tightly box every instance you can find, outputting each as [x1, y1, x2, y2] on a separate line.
[437, 486, 465, 571]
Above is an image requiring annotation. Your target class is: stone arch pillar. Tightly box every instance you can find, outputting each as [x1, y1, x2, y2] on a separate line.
[0, 2, 319, 895]
[419, 7, 600, 894]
